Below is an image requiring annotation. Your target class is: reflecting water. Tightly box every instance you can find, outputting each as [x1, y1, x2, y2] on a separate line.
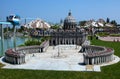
[0, 37, 28, 52]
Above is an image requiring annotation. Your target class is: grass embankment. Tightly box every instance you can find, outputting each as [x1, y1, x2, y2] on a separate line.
[0, 37, 120, 79]
[0, 63, 5, 68]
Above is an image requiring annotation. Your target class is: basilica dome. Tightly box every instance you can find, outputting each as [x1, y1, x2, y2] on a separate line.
[63, 11, 76, 30]
[64, 12, 76, 23]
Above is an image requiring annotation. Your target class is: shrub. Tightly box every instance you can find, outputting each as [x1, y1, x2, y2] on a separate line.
[97, 32, 109, 37]
[24, 39, 41, 46]
[110, 34, 120, 37]
[18, 44, 25, 47]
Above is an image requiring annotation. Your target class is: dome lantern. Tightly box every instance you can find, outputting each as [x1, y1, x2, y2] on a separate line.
[68, 11, 72, 16]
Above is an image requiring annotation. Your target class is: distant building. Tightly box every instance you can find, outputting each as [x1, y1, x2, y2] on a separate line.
[84, 19, 116, 27]
[24, 19, 51, 29]
[98, 19, 105, 24]
[105, 23, 114, 27]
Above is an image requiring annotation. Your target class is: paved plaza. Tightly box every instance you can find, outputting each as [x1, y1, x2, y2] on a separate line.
[0, 45, 120, 72]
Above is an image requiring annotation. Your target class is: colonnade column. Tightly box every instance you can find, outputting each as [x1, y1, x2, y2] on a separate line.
[92, 58, 94, 65]
[87, 54, 114, 65]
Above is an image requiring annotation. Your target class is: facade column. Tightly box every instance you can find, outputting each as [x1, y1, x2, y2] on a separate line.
[65, 38, 66, 44]
[69, 38, 71, 44]
[51, 39, 53, 45]
[68, 39, 70, 44]
[73, 39, 75, 45]
[59, 38, 60, 44]
[70, 38, 72, 44]
[63, 38, 65, 44]
[13, 58, 15, 64]
[92, 58, 94, 65]
[62, 38, 64, 44]
[55, 38, 56, 45]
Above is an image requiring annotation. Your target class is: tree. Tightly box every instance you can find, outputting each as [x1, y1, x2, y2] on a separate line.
[106, 18, 110, 23]
[111, 20, 117, 26]
[79, 21, 86, 26]
[20, 26, 25, 30]
[51, 24, 60, 29]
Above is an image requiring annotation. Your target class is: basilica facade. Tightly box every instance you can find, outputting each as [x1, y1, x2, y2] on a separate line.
[49, 11, 86, 46]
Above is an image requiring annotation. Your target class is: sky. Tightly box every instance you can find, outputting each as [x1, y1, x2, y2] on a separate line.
[0, 0, 120, 23]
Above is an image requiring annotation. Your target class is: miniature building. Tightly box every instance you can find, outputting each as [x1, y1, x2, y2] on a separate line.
[5, 41, 49, 64]
[5, 49, 25, 64]
[50, 11, 86, 45]
[83, 45, 114, 65]
[4, 11, 115, 66]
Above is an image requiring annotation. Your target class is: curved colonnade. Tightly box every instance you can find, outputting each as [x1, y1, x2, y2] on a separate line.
[83, 45, 114, 65]
[5, 41, 49, 64]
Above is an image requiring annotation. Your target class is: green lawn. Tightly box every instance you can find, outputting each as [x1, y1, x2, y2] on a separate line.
[0, 37, 120, 79]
